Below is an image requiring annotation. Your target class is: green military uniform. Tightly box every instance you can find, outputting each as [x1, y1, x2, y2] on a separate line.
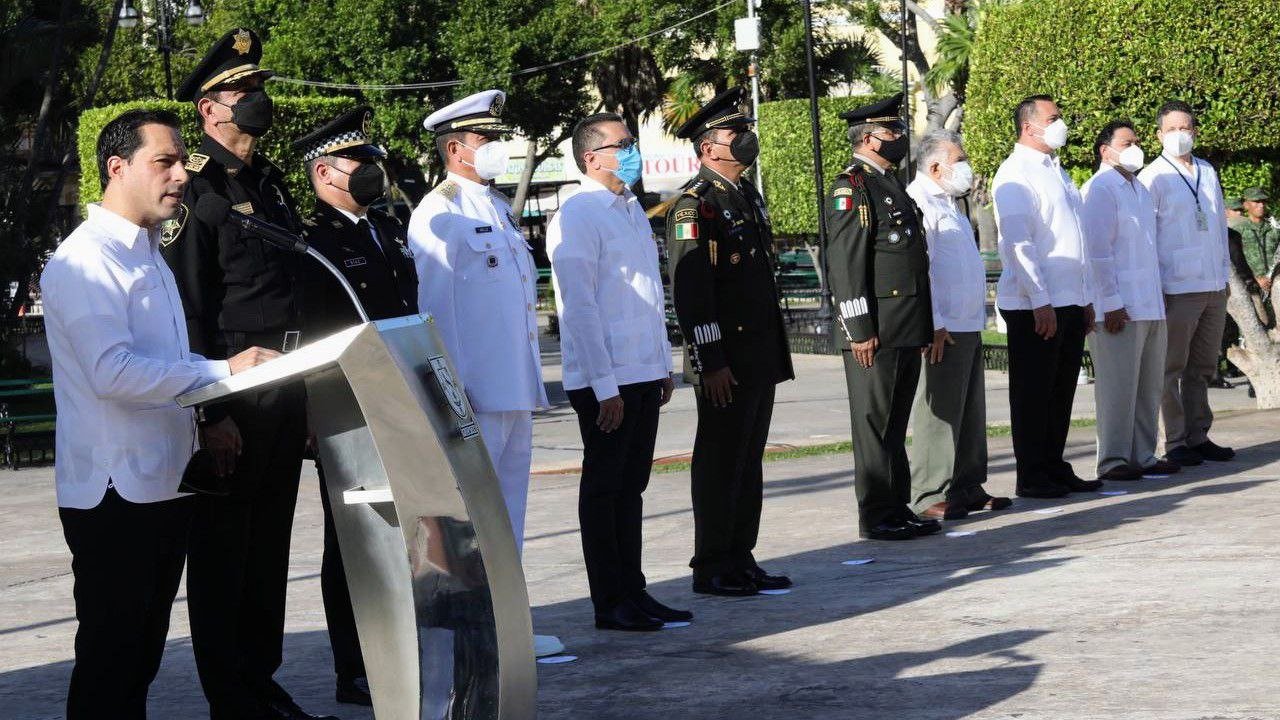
[1236, 187, 1280, 278]
[667, 88, 794, 592]
[823, 94, 935, 539]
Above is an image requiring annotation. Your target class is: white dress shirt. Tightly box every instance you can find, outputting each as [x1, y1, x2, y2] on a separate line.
[1081, 165, 1166, 321]
[40, 204, 230, 509]
[993, 143, 1091, 310]
[408, 172, 548, 413]
[906, 173, 986, 332]
[333, 205, 384, 257]
[1137, 154, 1229, 295]
[547, 177, 673, 400]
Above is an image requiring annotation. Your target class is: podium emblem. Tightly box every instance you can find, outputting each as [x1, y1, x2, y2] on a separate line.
[428, 355, 479, 439]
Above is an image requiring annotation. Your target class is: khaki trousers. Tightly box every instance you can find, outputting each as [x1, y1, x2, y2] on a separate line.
[1161, 290, 1227, 449]
[1088, 319, 1167, 474]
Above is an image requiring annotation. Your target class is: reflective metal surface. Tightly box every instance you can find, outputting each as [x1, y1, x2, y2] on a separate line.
[180, 316, 536, 719]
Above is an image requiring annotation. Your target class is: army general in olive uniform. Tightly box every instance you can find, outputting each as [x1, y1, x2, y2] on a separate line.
[291, 106, 418, 708]
[161, 29, 333, 720]
[667, 88, 794, 597]
[823, 94, 940, 542]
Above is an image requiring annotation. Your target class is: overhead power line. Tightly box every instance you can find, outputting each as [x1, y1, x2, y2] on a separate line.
[270, 0, 736, 92]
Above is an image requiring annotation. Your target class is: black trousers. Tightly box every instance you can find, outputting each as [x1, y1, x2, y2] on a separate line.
[186, 383, 307, 720]
[1001, 305, 1088, 490]
[843, 347, 922, 531]
[317, 462, 365, 681]
[567, 380, 662, 614]
[60, 488, 193, 720]
[689, 382, 776, 580]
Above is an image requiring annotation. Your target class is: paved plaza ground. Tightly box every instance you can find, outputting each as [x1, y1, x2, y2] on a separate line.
[0, 353, 1275, 719]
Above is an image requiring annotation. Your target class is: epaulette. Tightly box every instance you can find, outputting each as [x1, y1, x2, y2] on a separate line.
[185, 153, 209, 173]
[432, 179, 459, 201]
[838, 164, 867, 189]
[682, 178, 711, 199]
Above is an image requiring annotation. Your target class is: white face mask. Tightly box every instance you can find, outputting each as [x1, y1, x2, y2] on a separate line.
[1161, 130, 1194, 157]
[1112, 144, 1145, 173]
[460, 140, 509, 180]
[938, 160, 973, 196]
[1034, 118, 1069, 150]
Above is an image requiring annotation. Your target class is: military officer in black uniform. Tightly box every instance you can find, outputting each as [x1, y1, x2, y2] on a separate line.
[291, 106, 418, 707]
[667, 88, 795, 597]
[824, 94, 941, 542]
[162, 29, 334, 720]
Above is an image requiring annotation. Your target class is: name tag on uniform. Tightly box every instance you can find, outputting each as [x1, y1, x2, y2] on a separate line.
[344, 257, 367, 268]
[1196, 210, 1209, 232]
[232, 201, 254, 215]
[475, 225, 493, 234]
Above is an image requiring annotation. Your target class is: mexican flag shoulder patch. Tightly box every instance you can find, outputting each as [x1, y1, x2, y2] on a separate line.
[832, 196, 853, 211]
[674, 222, 699, 240]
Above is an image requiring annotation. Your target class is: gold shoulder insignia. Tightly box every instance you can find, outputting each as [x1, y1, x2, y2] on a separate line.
[231, 201, 254, 215]
[433, 179, 460, 201]
[712, 179, 726, 192]
[682, 179, 711, 198]
[160, 203, 188, 247]
[185, 153, 209, 173]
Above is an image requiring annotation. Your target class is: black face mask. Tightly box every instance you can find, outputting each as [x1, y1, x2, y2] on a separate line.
[729, 130, 760, 166]
[875, 134, 909, 165]
[217, 90, 274, 137]
[329, 161, 386, 207]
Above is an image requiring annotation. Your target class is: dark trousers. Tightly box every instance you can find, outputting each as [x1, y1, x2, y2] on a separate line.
[567, 380, 663, 614]
[689, 382, 776, 580]
[187, 384, 307, 720]
[1001, 305, 1087, 489]
[843, 347, 922, 532]
[60, 488, 193, 720]
[317, 462, 365, 681]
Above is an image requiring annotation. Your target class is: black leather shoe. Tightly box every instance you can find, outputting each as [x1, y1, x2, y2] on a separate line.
[594, 599, 662, 631]
[1165, 445, 1203, 466]
[1190, 440, 1235, 461]
[1016, 484, 1069, 499]
[1099, 464, 1143, 481]
[692, 572, 758, 597]
[860, 521, 915, 541]
[263, 697, 340, 720]
[745, 566, 792, 590]
[630, 590, 693, 622]
[1051, 471, 1103, 492]
[900, 513, 942, 536]
[336, 676, 371, 706]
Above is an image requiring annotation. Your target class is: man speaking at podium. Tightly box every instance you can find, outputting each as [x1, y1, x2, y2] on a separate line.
[292, 105, 419, 707]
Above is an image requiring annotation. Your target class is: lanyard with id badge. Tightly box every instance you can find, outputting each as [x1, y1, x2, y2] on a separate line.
[1163, 155, 1210, 232]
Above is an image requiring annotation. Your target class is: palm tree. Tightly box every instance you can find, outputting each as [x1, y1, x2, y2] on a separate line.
[593, 44, 666, 198]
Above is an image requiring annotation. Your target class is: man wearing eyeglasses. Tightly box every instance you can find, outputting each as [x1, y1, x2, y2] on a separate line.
[546, 113, 690, 631]
[668, 87, 794, 598]
[824, 93, 940, 542]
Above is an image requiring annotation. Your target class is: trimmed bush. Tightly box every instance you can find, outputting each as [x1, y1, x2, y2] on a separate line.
[77, 97, 355, 216]
[758, 94, 888, 237]
[965, 0, 1280, 195]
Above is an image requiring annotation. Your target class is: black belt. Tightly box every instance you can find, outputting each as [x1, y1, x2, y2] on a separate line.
[224, 329, 303, 353]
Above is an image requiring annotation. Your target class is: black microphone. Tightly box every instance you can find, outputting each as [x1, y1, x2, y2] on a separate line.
[194, 194, 310, 254]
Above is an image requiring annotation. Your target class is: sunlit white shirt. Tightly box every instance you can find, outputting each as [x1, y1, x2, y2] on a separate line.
[41, 204, 230, 509]
[993, 143, 1091, 310]
[1137, 154, 1229, 295]
[547, 177, 673, 399]
[1081, 165, 1165, 322]
[906, 173, 985, 332]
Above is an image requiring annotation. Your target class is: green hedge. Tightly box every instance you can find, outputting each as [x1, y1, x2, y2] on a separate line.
[966, 0, 1280, 195]
[77, 97, 356, 216]
[759, 94, 888, 237]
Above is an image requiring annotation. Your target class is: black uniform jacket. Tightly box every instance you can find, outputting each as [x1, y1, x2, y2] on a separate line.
[823, 159, 933, 349]
[161, 134, 305, 358]
[300, 200, 419, 339]
[667, 165, 794, 387]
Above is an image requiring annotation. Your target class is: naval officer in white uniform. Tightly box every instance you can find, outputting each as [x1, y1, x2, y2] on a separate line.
[408, 89, 562, 657]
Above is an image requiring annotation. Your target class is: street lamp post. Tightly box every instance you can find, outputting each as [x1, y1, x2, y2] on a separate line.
[800, 0, 830, 313]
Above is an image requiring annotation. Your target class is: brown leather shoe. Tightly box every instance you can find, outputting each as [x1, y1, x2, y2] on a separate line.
[1099, 464, 1143, 481]
[920, 502, 949, 519]
[965, 490, 1012, 512]
[1142, 460, 1180, 475]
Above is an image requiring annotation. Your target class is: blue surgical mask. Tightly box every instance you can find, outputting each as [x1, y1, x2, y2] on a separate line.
[612, 144, 643, 187]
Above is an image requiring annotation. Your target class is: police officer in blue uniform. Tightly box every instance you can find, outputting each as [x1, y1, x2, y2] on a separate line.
[667, 88, 795, 597]
[162, 28, 334, 720]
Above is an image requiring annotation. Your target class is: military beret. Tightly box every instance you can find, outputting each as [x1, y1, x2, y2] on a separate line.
[176, 28, 274, 103]
[1242, 187, 1270, 201]
[291, 105, 386, 163]
[1225, 196, 1244, 211]
[423, 89, 511, 135]
[839, 92, 907, 132]
[674, 87, 755, 140]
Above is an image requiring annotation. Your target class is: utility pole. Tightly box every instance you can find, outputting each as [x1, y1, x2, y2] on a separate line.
[801, 0, 830, 313]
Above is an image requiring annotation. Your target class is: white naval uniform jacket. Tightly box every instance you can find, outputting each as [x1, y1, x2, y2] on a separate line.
[408, 172, 548, 413]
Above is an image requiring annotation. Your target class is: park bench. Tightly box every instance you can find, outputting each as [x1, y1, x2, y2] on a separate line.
[0, 378, 55, 470]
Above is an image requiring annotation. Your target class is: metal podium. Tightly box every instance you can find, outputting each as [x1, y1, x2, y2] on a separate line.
[178, 315, 536, 720]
